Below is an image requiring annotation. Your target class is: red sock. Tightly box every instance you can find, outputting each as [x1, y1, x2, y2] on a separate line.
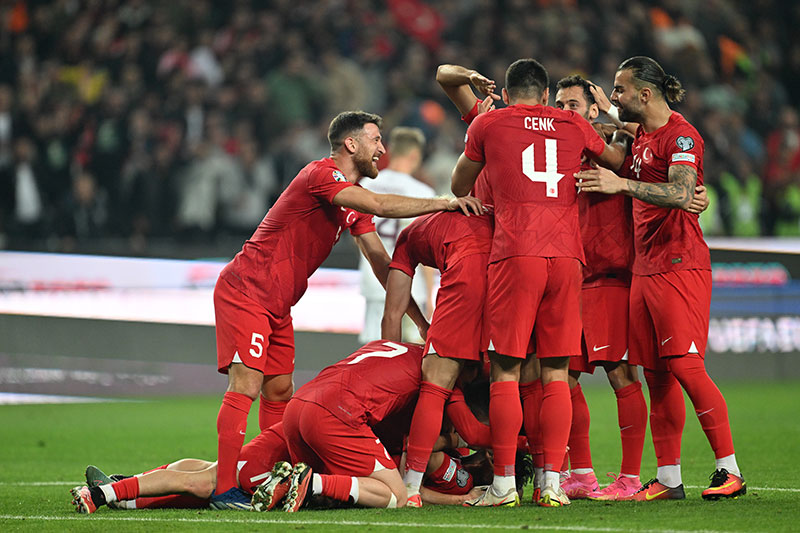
[320, 474, 353, 502]
[259, 397, 288, 431]
[490, 381, 522, 476]
[615, 381, 647, 476]
[567, 383, 592, 469]
[645, 369, 685, 467]
[406, 382, 451, 472]
[215, 391, 253, 494]
[111, 477, 140, 501]
[668, 355, 735, 458]
[540, 380, 571, 472]
[519, 379, 543, 465]
[142, 464, 170, 475]
[134, 494, 208, 509]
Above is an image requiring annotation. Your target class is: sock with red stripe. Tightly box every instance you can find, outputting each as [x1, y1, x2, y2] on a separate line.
[567, 383, 592, 470]
[215, 391, 253, 494]
[259, 397, 288, 431]
[645, 369, 685, 467]
[541, 380, 572, 473]
[520, 379, 543, 468]
[318, 473, 355, 502]
[406, 382, 452, 475]
[614, 381, 647, 476]
[490, 381, 522, 477]
[111, 477, 140, 501]
[668, 354, 735, 459]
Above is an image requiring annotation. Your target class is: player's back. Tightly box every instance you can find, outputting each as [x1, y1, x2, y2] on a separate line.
[465, 104, 605, 263]
[393, 211, 493, 273]
[293, 340, 424, 428]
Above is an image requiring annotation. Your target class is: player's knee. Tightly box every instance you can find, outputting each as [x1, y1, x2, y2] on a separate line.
[604, 362, 637, 390]
[421, 355, 460, 389]
[227, 364, 265, 400]
[262, 374, 294, 401]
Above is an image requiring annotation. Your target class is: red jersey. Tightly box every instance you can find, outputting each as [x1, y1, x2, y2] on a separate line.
[578, 155, 634, 287]
[464, 104, 606, 263]
[220, 158, 375, 317]
[462, 100, 493, 205]
[629, 112, 710, 275]
[389, 211, 492, 276]
[293, 340, 424, 429]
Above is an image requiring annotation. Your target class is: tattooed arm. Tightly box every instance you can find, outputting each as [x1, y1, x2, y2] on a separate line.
[576, 164, 697, 210]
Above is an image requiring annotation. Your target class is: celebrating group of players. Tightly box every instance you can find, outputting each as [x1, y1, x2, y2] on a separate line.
[70, 54, 747, 515]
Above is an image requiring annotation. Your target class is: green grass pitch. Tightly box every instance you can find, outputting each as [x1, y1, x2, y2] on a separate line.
[1, 381, 798, 532]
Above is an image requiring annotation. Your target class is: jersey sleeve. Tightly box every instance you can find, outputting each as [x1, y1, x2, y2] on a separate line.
[463, 113, 487, 163]
[461, 99, 480, 125]
[665, 125, 703, 172]
[348, 210, 376, 236]
[388, 228, 417, 278]
[307, 165, 354, 203]
[575, 114, 607, 158]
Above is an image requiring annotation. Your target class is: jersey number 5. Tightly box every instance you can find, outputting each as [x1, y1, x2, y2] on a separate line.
[522, 140, 564, 198]
[347, 341, 409, 365]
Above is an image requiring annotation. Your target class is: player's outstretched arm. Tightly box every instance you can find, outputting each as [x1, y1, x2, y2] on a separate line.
[451, 153, 484, 197]
[436, 64, 499, 117]
[334, 186, 483, 218]
[576, 164, 696, 209]
[381, 269, 414, 342]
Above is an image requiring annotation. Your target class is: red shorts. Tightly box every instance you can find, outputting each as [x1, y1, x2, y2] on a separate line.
[237, 422, 290, 494]
[487, 256, 582, 359]
[282, 399, 397, 477]
[425, 253, 489, 361]
[580, 284, 631, 368]
[628, 270, 711, 371]
[214, 276, 295, 376]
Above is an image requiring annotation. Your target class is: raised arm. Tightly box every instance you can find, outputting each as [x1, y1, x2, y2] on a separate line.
[436, 64, 500, 117]
[380, 268, 414, 342]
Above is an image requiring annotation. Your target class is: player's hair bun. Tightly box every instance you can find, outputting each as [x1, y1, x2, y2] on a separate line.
[662, 74, 686, 103]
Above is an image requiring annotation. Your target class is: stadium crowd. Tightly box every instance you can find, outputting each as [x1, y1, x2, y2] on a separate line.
[0, 0, 798, 255]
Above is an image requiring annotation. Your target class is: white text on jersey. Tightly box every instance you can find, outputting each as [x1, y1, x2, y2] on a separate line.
[524, 117, 555, 132]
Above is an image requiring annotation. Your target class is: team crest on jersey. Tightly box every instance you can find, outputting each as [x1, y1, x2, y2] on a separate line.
[676, 136, 694, 151]
[332, 170, 346, 182]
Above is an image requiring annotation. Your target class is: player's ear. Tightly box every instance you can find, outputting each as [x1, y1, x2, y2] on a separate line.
[345, 136, 358, 154]
[541, 87, 549, 106]
[588, 103, 599, 120]
[639, 86, 651, 105]
[502, 87, 509, 106]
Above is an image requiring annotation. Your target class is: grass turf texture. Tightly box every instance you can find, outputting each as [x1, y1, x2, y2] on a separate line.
[1, 382, 797, 532]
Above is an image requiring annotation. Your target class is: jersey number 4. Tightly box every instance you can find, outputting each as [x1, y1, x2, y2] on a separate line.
[522, 140, 564, 198]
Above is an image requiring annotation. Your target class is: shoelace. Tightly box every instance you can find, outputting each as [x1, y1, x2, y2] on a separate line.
[708, 468, 730, 487]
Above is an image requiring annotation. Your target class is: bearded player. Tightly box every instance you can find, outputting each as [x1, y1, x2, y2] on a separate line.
[211, 110, 483, 508]
[577, 56, 745, 501]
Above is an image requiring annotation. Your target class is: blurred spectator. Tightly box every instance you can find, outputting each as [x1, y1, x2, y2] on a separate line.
[0, 0, 796, 257]
[58, 170, 108, 251]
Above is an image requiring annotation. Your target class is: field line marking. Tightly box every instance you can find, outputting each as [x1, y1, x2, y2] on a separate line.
[3, 481, 799, 493]
[0, 515, 754, 532]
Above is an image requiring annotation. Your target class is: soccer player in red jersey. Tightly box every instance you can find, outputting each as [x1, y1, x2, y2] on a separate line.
[577, 56, 745, 501]
[379, 210, 493, 507]
[211, 111, 484, 508]
[278, 340, 493, 510]
[451, 58, 625, 508]
[550, 74, 647, 501]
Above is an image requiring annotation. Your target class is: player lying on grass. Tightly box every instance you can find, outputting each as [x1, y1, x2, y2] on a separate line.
[71, 342, 524, 512]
